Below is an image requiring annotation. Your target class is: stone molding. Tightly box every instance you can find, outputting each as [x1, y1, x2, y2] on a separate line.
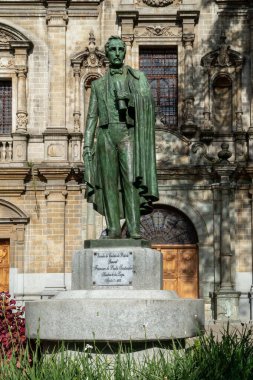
[0, 199, 29, 224]
[135, 25, 182, 38]
[0, 24, 33, 51]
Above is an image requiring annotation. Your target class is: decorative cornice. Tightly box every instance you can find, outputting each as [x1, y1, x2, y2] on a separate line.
[177, 10, 200, 24]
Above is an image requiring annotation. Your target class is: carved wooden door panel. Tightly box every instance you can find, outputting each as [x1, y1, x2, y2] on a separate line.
[154, 244, 198, 299]
[0, 239, 10, 292]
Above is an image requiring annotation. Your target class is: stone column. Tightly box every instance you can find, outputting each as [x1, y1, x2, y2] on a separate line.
[178, 11, 199, 137]
[212, 144, 241, 321]
[234, 64, 247, 161]
[249, 187, 253, 290]
[86, 203, 96, 240]
[73, 64, 81, 133]
[16, 67, 28, 132]
[43, 0, 69, 161]
[183, 33, 194, 99]
[122, 36, 134, 67]
[248, 186, 253, 318]
[203, 69, 211, 128]
[10, 41, 32, 162]
[235, 65, 243, 132]
[116, 11, 139, 67]
[69, 63, 83, 162]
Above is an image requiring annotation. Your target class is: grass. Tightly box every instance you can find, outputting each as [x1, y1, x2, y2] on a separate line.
[0, 324, 253, 380]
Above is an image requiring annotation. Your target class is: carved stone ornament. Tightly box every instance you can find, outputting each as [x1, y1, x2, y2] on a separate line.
[16, 112, 28, 130]
[0, 57, 15, 68]
[190, 142, 216, 165]
[0, 31, 13, 44]
[141, 0, 178, 6]
[136, 26, 182, 38]
[201, 34, 244, 69]
[71, 31, 106, 69]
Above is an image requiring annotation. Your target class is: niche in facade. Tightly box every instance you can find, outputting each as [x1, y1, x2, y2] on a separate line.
[201, 34, 245, 134]
[212, 75, 232, 133]
[71, 31, 107, 133]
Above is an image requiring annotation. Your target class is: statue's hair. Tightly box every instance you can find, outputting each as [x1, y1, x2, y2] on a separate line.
[105, 36, 126, 57]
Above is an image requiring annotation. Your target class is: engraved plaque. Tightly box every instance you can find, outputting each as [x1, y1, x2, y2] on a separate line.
[92, 250, 133, 286]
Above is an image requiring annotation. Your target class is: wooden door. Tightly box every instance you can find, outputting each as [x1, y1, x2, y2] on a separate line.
[0, 239, 10, 292]
[153, 244, 198, 299]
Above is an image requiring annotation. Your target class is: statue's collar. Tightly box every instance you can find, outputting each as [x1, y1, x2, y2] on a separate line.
[103, 65, 140, 81]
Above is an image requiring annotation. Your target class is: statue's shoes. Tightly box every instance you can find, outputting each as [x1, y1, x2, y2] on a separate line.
[129, 234, 141, 239]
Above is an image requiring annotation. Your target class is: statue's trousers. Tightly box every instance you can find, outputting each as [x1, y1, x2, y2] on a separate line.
[96, 122, 140, 236]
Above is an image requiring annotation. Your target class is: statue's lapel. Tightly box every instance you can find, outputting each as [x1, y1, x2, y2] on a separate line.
[97, 73, 108, 103]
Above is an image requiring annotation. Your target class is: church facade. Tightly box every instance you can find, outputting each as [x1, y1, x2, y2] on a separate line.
[0, 0, 252, 322]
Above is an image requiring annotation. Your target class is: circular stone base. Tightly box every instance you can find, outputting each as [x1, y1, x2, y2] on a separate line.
[25, 290, 204, 342]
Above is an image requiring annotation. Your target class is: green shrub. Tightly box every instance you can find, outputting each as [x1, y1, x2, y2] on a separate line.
[0, 323, 253, 379]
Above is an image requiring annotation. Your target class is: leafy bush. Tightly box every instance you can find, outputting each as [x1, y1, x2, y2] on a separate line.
[0, 292, 26, 362]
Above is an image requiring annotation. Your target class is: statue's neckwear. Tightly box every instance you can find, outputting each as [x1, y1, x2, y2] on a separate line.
[108, 67, 127, 124]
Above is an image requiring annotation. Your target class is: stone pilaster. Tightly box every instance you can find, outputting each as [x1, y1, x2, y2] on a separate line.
[178, 11, 199, 137]
[43, 0, 69, 161]
[86, 202, 96, 240]
[73, 64, 81, 133]
[10, 41, 32, 162]
[44, 187, 67, 286]
[249, 11, 253, 132]
[211, 144, 240, 321]
[249, 186, 253, 293]
[248, 11, 253, 161]
[116, 11, 139, 67]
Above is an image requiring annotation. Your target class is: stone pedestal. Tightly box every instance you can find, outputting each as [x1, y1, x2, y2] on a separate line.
[211, 291, 241, 322]
[26, 290, 204, 343]
[72, 240, 163, 290]
[25, 240, 205, 352]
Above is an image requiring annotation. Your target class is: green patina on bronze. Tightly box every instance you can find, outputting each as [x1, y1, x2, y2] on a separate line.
[83, 36, 159, 239]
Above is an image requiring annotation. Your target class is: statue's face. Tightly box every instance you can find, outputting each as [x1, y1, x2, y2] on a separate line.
[107, 39, 125, 68]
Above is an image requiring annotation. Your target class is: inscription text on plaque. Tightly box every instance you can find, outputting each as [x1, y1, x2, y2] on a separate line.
[92, 250, 133, 286]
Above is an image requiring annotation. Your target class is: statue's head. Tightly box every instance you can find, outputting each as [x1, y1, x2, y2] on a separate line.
[105, 36, 126, 68]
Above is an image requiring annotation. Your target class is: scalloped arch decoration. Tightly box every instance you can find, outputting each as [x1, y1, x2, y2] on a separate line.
[122, 205, 198, 244]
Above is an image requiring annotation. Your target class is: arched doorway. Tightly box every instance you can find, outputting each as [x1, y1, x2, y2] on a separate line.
[0, 239, 10, 292]
[124, 205, 199, 298]
[0, 199, 29, 292]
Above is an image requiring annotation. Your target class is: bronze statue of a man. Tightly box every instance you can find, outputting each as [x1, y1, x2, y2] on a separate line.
[84, 36, 158, 239]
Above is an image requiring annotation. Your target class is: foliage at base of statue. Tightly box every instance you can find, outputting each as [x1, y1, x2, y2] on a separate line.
[0, 323, 253, 379]
[0, 292, 26, 362]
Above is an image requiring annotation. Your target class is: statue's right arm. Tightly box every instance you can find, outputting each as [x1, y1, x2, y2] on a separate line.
[84, 82, 98, 157]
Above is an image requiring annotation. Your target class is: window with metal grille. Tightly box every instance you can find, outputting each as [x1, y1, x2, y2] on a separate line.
[139, 47, 178, 129]
[0, 80, 12, 134]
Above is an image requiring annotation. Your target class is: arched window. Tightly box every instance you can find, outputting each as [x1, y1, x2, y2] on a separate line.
[122, 205, 198, 244]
